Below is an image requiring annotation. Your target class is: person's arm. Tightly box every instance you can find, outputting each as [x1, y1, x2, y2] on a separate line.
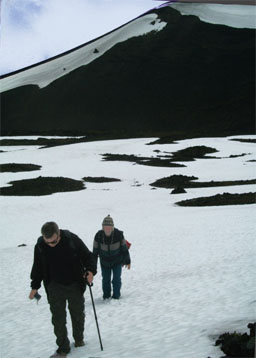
[29, 245, 43, 299]
[92, 234, 99, 260]
[120, 233, 131, 269]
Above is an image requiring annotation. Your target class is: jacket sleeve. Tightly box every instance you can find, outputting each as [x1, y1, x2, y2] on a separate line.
[76, 236, 97, 276]
[30, 244, 44, 289]
[92, 232, 100, 264]
[120, 233, 131, 265]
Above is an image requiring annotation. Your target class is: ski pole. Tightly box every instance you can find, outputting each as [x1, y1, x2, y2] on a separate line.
[87, 282, 104, 351]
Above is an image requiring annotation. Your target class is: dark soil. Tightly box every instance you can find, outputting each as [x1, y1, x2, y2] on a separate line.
[176, 192, 256, 206]
[83, 176, 121, 183]
[0, 163, 41, 172]
[0, 176, 85, 196]
[150, 174, 256, 189]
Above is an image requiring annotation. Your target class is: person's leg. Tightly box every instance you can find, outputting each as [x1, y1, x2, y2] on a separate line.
[101, 265, 111, 299]
[48, 282, 70, 354]
[67, 283, 85, 345]
[112, 264, 122, 299]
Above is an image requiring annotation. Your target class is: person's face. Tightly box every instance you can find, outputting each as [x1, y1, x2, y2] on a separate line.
[43, 232, 60, 247]
[103, 225, 113, 236]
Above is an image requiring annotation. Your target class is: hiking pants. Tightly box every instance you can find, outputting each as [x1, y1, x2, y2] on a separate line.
[47, 281, 85, 354]
[101, 264, 122, 299]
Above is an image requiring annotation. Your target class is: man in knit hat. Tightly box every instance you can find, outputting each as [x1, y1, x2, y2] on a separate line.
[93, 215, 131, 299]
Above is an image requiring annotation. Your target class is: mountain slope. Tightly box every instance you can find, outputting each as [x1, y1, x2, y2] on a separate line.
[1, 5, 255, 136]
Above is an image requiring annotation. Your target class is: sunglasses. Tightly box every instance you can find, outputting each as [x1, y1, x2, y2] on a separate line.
[44, 236, 59, 245]
[45, 239, 58, 245]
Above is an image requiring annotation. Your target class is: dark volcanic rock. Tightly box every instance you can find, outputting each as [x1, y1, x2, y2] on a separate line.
[230, 138, 256, 144]
[171, 186, 187, 194]
[150, 174, 199, 188]
[0, 137, 88, 148]
[1, 6, 254, 136]
[0, 163, 41, 172]
[215, 322, 255, 358]
[171, 146, 218, 161]
[150, 175, 256, 189]
[102, 153, 185, 167]
[83, 176, 121, 183]
[0, 176, 85, 196]
[176, 192, 256, 206]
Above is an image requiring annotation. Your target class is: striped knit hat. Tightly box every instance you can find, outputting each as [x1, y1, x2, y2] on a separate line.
[102, 215, 114, 226]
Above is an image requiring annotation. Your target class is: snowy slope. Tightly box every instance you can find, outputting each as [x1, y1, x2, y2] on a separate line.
[169, 3, 256, 28]
[0, 135, 255, 358]
[0, 2, 255, 93]
[0, 14, 166, 93]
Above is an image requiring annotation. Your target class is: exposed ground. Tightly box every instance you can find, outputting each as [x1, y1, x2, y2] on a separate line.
[83, 176, 121, 183]
[0, 177, 85, 196]
[150, 174, 256, 189]
[176, 192, 256, 206]
[0, 163, 41, 172]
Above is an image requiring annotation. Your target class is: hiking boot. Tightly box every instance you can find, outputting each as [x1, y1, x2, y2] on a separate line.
[74, 340, 85, 347]
[112, 295, 120, 299]
[103, 295, 111, 300]
[49, 352, 67, 358]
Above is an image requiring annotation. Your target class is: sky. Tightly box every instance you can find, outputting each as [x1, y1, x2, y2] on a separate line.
[0, 0, 166, 76]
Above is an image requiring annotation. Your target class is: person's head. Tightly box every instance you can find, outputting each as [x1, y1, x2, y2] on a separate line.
[41, 221, 60, 247]
[102, 215, 114, 236]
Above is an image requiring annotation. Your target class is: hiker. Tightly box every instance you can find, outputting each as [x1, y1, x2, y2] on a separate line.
[29, 222, 97, 358]
[93, 215, 131, 300]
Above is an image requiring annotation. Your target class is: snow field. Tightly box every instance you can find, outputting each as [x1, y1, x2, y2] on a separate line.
[0, 136, 255, 358]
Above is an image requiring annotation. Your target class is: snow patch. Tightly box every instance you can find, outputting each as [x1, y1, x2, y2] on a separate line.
[169, 3, 256, 28]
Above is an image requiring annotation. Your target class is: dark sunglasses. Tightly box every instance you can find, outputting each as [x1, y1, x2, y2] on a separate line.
[44, 237, 59, 245]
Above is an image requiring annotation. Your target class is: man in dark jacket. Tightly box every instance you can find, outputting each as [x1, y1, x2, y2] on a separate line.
[29, 222, 97, 358]
[93, 215, 131, 300]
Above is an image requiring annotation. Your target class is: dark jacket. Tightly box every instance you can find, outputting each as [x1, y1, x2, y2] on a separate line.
[93, 228, 131, 268]
[30, 229, 97, 295]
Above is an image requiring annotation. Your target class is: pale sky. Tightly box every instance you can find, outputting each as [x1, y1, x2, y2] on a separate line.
[0, 0, 167, 76]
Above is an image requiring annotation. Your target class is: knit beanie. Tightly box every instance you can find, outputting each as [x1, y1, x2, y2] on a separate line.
[102, 215, 114, 226]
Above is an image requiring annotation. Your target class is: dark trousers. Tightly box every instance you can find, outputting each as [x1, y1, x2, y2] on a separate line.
[47, 281, 85, 354]
[101, 264, 122, 299]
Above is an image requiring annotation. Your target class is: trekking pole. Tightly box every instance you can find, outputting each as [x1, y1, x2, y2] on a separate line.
[87, 281, 104, 351]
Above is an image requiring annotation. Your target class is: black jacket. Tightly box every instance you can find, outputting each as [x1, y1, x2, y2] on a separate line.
[30, 230, 97, 294]
[93, 228, 131, 268]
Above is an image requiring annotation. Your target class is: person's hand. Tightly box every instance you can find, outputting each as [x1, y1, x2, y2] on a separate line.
[84, 271, 94, 284]
[29, 289, 38, 299]
[125, 264, 131, 270]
